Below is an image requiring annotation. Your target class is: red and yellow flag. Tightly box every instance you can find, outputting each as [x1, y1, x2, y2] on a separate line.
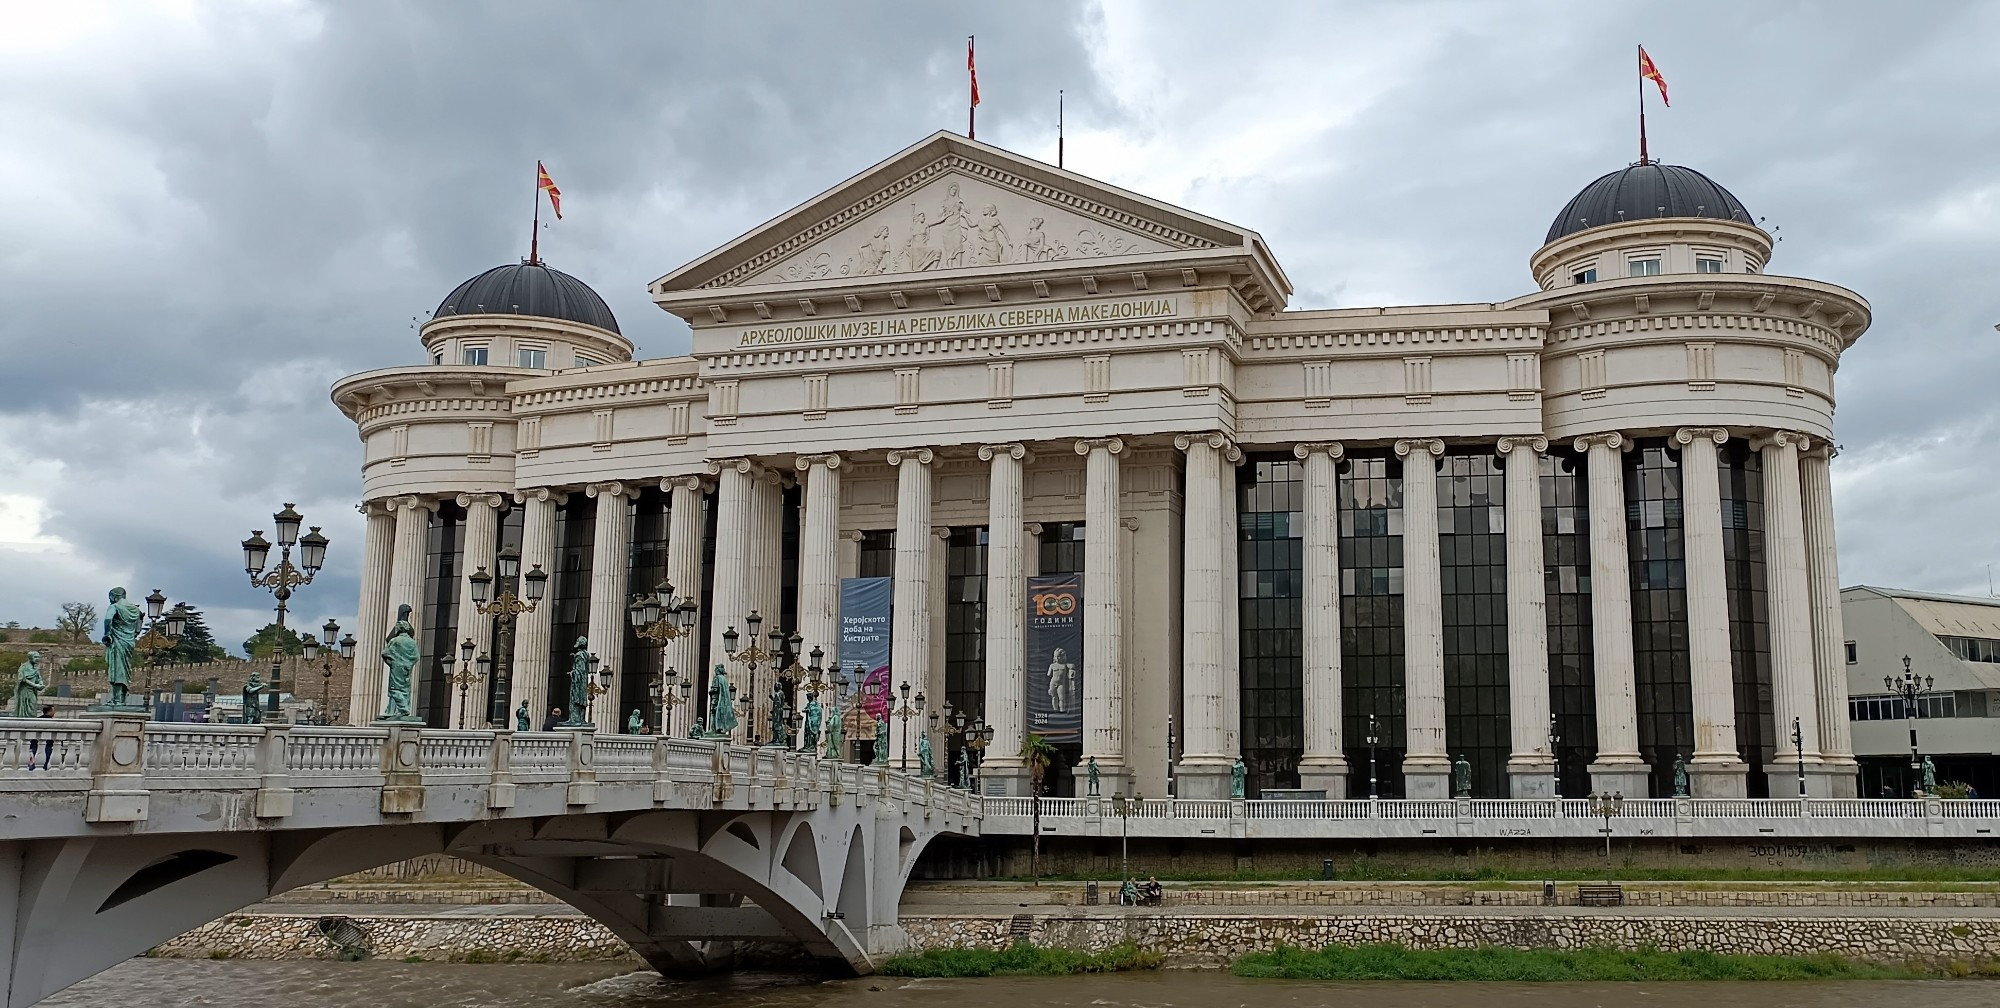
[1639, 46, 1670, 107]
[537, 161, 563, 219]
[968, 37, 980, 108]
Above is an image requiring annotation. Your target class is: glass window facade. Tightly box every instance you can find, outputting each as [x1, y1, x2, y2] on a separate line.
[945, 527, 988, 719]
[1626, 440, 1693, 795]
[857, 530, 895, 579]
[1541, 451, 1597, 795]
[1849, 693, 1958, 721]
[623, 488, 670, 728]
[419, 500, 466, 727]
[1237, 456, 1305, 796]
[1036, 522, 1085, 795]
[1339, 455, 1405, 797]
[1941, 636, 2000, 663]
[1440, 452, 1508, 798]
[1628, 258, 1663, 277]
[546, 496, 596, 724]
[1719, 441, 1776, 795]
[461, 347, 488, 365]
[517, 348, 547, 368]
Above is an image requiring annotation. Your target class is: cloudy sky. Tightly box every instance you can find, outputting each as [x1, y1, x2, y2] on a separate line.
[2, 1, 1997, 653]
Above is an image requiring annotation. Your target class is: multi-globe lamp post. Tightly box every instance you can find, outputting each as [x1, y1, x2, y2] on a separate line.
[892, 681, 926, 771]
[628, 580, 699, 733]
[721, 612, 786, 744]
[466, 546, 548, 727]
[242, 504, 329, 718]
[300, 619, 355, 726]
[131, 592, 187, 714]
[1885, 655, 1935, 797]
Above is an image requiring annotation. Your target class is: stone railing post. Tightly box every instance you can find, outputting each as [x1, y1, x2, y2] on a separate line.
[254, 725, 294, 819]
[380, 724, 424, 814]
[84, 713, 149, 823]
[653, 737, 672, 804]
[488, 731, 516, 810]
[566, 729, 598, 806]
[712, 741, 731, 803]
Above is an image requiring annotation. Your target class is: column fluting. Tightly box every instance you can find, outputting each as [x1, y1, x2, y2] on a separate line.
[707, 460, 756, 743]
[887, 448, 936, 771]
[1173, 433, 1236, 798]
[661, 476, 706, 736]
[1077, 437, 1127, 784]
[513, 488, 564, 729]
[384, 495, 435, 721]
[1498, 436, 1555, 797]
[796, 456, 844, 671]
[586, 482, 636, 732]
[978, 443, 1031, 793]
[1761, 430, 1823, 786]
[349, 501, 397, 725]
[1396, 438, 1449, 797]
[453, 493, 504, 727]
[1575, 432, 1646, 793]
[1802, 445, 1856, 795]
[1676, 427, 1748, 795]
[1294, 442, 1347, 793]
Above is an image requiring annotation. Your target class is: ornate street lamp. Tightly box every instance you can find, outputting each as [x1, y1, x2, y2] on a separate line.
[1365, 713, 1381, 801]
[1109, 790, 1143, 885]
[467, 545, 547, 727]
[722, 611, 775, 744]
[300, 619, 352, 726]
[1548, 712, 1563, 802]
[1791, 716, 1808, 800]
[1588, 791, 1624, 858]
[892, 681, 926, 771]
[967, 719, 993, 792]
[447, 638, 486, 730]
[133, 592, 187, 715]
[241, 503, 328, 629]
[574, 657, 614, 725]
[1886, 656, 1935, 797]
[629, 580, 699, 732]
[656, 666, 695, 737]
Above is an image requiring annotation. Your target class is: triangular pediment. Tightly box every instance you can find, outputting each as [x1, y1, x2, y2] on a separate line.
[654, 132, 1278, 296]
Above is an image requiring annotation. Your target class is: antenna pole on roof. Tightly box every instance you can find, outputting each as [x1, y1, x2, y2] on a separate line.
[1058, 89, 1065, 168]
[529, 162, 542, 266]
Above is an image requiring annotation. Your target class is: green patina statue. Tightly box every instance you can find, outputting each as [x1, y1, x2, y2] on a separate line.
[12, 651, 43, 717]
[101, 587, 142, 708]
[562, 637, 592, 727]
[1230, 757, 1247, 799]
[1086, 756, 1101, 796]
[873, 714, 890, 766]
[1673, 754, 1690, 797]
[1923, 756, 1939, 794]
[379, 604, 420, 720]
[1452, 755, 1472, 798]
[822, 702, 845, 760]
[708, 665, 736, 737]
[918, 730, 934, 778]
[802, 695, 822, 754]
[242, 669, 266, 725]
[515, 701, 531, 732]
[627, 709, 643, 735]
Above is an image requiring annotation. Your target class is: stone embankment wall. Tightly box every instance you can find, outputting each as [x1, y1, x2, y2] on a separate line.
[153, 914, 633, 963]
[901, 912, 2000, 967]
[909, 882, 2000, 909]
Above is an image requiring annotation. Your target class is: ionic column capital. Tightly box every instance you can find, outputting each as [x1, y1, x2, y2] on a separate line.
[454, 492, 508, 511]
[1120, 516, 1141, 531]
[1074, 436, 1125, 456]
[1803, 442, 1839, 462]
[389, 494, 438, 514]
[706, 457, 764, 478]
[1572, 431, 1628, 453]
[659, 474, 708, 494]
[584, 481, 639, 500]
[1673, 427, 1729, 448]
[1025, 522, 1044, 536]
[359, 499, 395, 517]
[838, 529, 864, 542]
[1752, 430, 1813, 452]
[931, 526, 952, 540]
[795, 453, 844, 472]
[1496, 435, 1548, 456]
[1173, 432, 1241, 463]
[1393, 437, 1445, 458]
[885, 447, 936, 467]
[977, 442, 1034, 463]
[513, 486, 570, 506]
[1292, 441, 1346, 461]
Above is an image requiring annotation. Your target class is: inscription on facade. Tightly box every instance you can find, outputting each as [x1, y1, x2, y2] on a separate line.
[737, 296, 1181, 347]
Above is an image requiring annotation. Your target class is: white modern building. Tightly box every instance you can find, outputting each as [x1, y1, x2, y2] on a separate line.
[333, 132, 1871, 802]
[1842, 586, 2000, 797]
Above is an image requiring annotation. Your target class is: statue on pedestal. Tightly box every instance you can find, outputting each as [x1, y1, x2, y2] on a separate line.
[515, 701, 531, 732]
[873, 714, 890, 766]
[918, 731, 934, 778]
[242, 669, 266, 725]
[802, 695, 822, 754]
[1452, 755, 1472, 799]
[563, 637, 591, 727]
[101, 587, 142, 708]
[708, 665, 736, 738]
[379, 604, 419, 721]
[627, 709, 643, 735]
[1086, 757, 1101, 797]
[823, 702, 846, 760]
[1230, 757, 1247, 799]
[1672, 754, 1690, 797]
[1923, 756, 1939, 794]
[768, 681, 789, 745]
[12, 651, 43, 717]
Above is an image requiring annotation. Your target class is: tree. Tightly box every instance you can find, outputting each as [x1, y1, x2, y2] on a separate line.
[242, 622, 313, 660]
[1020, 733, 1059, 884]
[55, 602, 97, 643]
[152, 606, 225, 665]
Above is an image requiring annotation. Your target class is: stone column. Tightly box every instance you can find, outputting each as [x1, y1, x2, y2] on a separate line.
[978, 443, 1032, 795]
[383, 495, 435, 722]
[1498, 436, 1555, 798]
[1575, 432, 1648, 794]
[656, 476, 705, 734]
[796, 456, 844, 668]
[886, 448, 935, 771]
[1076, 437, 1128, 792]
[1175, 433, 1240, 799]
[349, 501, 396, 725]
[1760, 430, 1826, 793]
[453, 493, 505, 727]
[585, 481, 637, 732]
[1675, 427, 1749, 796]
[514, 488, 565, 729]
[1395, 438, 1449, 797]
[1294, 442, 1348, 795]
[1802, 445, 1859, 796]
[708, 459, 757, 743]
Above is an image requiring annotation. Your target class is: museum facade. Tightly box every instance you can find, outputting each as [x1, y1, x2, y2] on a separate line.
[332, 132, 1871, 801]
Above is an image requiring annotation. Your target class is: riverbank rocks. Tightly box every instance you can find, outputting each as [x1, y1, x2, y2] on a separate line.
[152, 914, 634, 963]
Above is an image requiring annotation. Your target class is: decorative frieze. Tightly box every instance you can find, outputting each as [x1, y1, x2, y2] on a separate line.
[1084, 355, 1110, 403]
[1403, 357, 1432, 404]
[988, 360, 1014, 409]
[803, 373, 828, 420]
[466, 422, 493, 465]
[895, 368, 921, 414]
[591, 409, 614, 452]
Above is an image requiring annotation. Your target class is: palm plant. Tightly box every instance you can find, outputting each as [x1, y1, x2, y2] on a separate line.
[1021, 733, 1058, 884]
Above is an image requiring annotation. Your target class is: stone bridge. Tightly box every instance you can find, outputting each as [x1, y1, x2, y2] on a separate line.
[0, 715, 980, 1008]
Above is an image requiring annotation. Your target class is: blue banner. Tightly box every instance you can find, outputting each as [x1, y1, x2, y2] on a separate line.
[1026, 574, 1084, 742]
[839, 576, 893, 720]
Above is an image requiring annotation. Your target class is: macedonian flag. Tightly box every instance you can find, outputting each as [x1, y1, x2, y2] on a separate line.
[537, 161, 563, 219]
[1639, 46, 1670, 107]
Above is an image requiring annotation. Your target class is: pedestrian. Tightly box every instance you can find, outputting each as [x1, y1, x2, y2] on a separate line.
[543, 706, 565, 731]
[28, 705, 55, 771]
[1970, 784, 1982, 800]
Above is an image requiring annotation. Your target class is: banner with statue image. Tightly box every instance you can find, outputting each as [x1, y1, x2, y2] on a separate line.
[1024, 574, 1083, 743]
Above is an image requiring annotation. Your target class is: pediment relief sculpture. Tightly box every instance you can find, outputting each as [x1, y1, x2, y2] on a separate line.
[758, 173, 1173, 286]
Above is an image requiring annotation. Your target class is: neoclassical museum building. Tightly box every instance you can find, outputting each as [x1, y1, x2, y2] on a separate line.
[333, 132, 1870, 802]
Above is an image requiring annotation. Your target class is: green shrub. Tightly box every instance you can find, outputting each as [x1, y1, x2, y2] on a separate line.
[882, 941, 1162, 977]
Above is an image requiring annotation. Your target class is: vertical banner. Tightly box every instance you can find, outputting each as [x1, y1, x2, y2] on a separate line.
[1025, 574, 1084, 742]
[839, 576, 893, 719]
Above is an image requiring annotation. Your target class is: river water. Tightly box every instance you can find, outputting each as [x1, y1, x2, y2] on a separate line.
[35, 961, 2000, 1008]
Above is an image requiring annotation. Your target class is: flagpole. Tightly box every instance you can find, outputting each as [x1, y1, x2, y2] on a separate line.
[968, 36, 977, 140]
[530, 163, 542, 265]
[1058, 90, 1065, 168]
[1637, 44, 1649, 164]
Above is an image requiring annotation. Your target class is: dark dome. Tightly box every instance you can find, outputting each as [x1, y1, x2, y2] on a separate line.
[1545, 163, 1754, 244]
[433, 262, 619, 334]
